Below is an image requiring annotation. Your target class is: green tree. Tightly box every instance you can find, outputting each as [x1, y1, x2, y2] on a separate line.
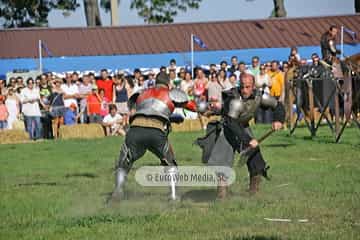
[98, 0, 201, 25]
[0, 0, 79, 28]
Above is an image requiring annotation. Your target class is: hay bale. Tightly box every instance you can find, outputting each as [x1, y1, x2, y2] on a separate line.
[0, 129, 29, 144]
[58, 124, 105, 140]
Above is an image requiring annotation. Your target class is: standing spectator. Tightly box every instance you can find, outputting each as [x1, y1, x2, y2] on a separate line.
[0, 79, 7, 95]
[144, 71, 156, 89]
[102, 104, 125, 136]
[207, 72, 222, 112]
[97, 69, 114, 102]
[255, 65, 272, 123]
[87, 85, 102, 123]
[88, 72, 96, 85]
[137, 75, 145, 91]
[193, 68, 208, 99]
[248, 56, 260, 76]
[39, 74, 53, 139]
[0, 95, 8, 130]
[78, 74, 92, 123]
[209, 63, 217, 76]
[8, 77, 17, 90]
[178, 68, 186, 80]
[181, 72, 194, 97]
[168, 59, 177, 73]
[5, 87, 20, 129]
[290, 46, 301, 62]
[169, 69, 181, 89]
[35, 77, 41, 89]
[220, 61, 228, 77]
[133, 68, 142, 86]
[16, 77, 25, 89]
[61, 73, 79, 109]
[229, 56, 239, 74]
[268, 61, 285, 103]
[64, 103, 79, 125]
[217, 69, 227, 86]
[222, 73, 236, 90]
[113, 74, 129, 116]
[20, 78, 42, 140]
[49, 78, 65, 139]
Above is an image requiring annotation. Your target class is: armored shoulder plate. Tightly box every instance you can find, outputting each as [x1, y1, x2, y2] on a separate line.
[260, 92, 278, 109]
[228, 98, 245, 119]
[169, 88, 188, 105]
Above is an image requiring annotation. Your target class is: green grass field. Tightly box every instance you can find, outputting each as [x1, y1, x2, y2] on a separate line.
[1, 125, 360, 240]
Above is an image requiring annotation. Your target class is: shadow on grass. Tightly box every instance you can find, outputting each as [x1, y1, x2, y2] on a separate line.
[17, 182, 59, 187]
[181, 189, 217, 202]
[263, 143, 295, 148]
[65, 173, 98, 178]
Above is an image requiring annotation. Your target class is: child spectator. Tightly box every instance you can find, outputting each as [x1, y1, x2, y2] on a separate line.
[64, 103, 79, 125]
[102, 104, 125, 136]
[0, 95, 9, 130]
[99, 88, 109, 118]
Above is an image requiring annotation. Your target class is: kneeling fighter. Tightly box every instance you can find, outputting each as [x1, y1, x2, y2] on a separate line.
[109, 72, 196, 202]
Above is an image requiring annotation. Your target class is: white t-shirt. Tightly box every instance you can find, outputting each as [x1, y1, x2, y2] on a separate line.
[20, 87, 41, 117]
[61, 83, 79, 107]
[103, 113, 123, 130]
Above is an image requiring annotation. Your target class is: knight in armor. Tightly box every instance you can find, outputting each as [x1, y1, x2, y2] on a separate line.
[320, 25, 341, 65]
[109, 72, 196, 202]
[195, 73, 285, 199]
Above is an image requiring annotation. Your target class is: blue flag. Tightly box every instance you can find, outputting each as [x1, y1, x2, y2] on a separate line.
[343, 27, 356, 40]
[193, 35, 207, 48]
[41, 42, 53, 57]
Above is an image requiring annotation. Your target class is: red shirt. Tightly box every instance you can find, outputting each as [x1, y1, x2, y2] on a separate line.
[97, 79, 114, 101]
[87, 94, 101, 114]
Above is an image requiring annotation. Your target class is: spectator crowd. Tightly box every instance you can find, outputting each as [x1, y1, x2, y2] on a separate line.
[0, 47, 327, 140]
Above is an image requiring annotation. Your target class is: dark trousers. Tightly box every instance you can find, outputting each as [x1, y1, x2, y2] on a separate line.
[117, 126, 176, 171]
[41, 113, 53, 139]
[223, 123, 267, 177]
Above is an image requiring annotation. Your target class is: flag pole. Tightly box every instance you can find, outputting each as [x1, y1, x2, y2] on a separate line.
[38, 40, 43, 73]
[340, 25, 344, 60]
[191, 33, 194, 79]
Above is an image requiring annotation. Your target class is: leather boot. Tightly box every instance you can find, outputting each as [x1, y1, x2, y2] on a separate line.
[248, 175, 261, 195]
[217, 176, 228, 200]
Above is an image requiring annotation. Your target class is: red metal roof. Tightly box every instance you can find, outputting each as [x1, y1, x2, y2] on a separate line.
[0, 14, 359, 59]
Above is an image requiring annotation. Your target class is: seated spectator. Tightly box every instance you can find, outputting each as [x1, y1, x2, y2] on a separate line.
[87, 85, 102, 123]
[102, 104, 125, 136]
[64, 103, 79, 125]
[0, 95, 9, 130]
